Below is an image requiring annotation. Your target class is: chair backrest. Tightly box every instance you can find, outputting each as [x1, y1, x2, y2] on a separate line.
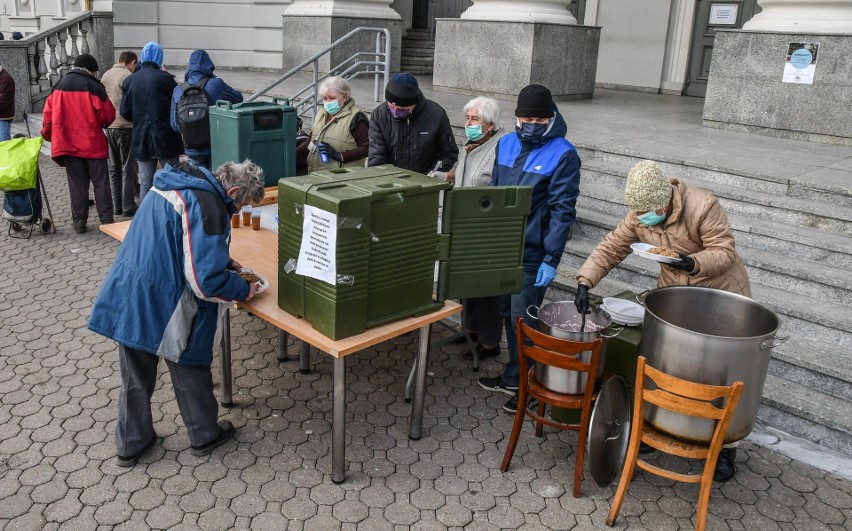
[636, 356, 744, 442]
[516, 317, 603, 376]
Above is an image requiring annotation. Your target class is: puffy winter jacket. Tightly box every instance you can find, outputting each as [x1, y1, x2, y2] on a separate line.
[88, 163, 250, 366]
[121, 61, 184, 161]
[492, 108, 580, 270]
[170, 50, 244, 159]
[576, 179, 751, 297]
[367, 93, 458, 174]
[41, 68, 116, 164]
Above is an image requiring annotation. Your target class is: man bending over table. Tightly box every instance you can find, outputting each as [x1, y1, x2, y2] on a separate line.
[88, 159, 265, 466]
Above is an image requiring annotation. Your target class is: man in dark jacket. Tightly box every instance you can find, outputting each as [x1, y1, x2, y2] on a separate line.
[121, 42, 184, 203]
[477, 84, 581, 413]
[88, 160, 265, 467]
[367, 73, 458, 174]
[0, 65, 15, 141]
[170, 49, 244, 168]
[41, 54, 116, 234]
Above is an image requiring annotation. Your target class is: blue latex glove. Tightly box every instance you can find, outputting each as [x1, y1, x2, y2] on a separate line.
[534, 262, 557, 287]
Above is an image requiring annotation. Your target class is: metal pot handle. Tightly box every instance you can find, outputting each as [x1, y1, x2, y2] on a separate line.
[601, 324, 624, 338]
[634, 290, 650, 307]
[761, 335, 789, 349]
[526, 304, 540, 321]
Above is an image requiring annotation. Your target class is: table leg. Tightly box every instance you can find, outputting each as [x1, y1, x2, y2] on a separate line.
[409, 324, 431, 440]
[404, 357, 417, 403]
[332, 356, 346, 484]
[299, 341, 311, 374]
[220, 308, 233, 408]
[277, 329, 288, 362]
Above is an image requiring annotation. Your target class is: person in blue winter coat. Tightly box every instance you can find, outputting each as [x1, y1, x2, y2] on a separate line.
[170, 50, 244, 168]
[88, 160, 265, 467]
[477, 84, 581, 414]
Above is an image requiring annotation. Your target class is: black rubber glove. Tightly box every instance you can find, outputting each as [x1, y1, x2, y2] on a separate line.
[574, 284, 590, 314]
[317, 141, 342, 162]
[666, 253, 696, 273]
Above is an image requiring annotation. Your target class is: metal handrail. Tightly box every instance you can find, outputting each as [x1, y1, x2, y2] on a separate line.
[246, 26, 391, 121]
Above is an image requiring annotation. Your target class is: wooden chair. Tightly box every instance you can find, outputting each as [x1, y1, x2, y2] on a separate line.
[500, 317, 604, 498]
[607, 356, 744, 531]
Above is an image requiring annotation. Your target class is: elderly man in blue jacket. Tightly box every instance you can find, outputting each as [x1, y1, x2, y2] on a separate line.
[170, 49, 244, 168]
[478, 84, 581, 413]
[88, 160, 265, 466]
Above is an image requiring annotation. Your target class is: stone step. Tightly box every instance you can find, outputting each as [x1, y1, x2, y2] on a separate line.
[758, 373, 852, 456]
[578, 147, 852, 210]
[400, 46, 436, 56]
[398, 66, 434, 75]
[573, 206, 852, 306]
[560, 234, 852, 346]
[769, 338, 852, 402]
[400, 56, 435, 66]
[579, 164, 852, 236]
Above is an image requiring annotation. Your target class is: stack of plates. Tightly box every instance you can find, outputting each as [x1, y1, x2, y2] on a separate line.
[602, 297, 644, 326]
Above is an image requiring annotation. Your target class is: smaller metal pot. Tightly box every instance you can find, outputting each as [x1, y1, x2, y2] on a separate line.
[526, 302, 622, 394]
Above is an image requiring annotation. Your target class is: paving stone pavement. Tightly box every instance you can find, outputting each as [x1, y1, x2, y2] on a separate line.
[2, 158, 851, 530]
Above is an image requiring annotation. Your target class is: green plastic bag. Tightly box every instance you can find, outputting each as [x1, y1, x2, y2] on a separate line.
[0, 136, 44, 192]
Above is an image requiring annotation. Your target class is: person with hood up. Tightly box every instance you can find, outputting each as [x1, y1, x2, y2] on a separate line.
[367, 72, 457, 175]
[170, 49, 243, 168]
[41, 54, 116, 234]
[477, 84, 581, 414]
[88, 159, 265, 467]
[121, 42, 184, 203]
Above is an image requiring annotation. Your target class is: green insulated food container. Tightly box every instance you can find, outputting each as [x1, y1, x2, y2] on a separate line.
[210, 98, 297, 186]
[278, 165, 532, 340]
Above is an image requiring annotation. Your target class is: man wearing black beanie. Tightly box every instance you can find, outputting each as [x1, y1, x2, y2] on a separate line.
[367, 72, 458, 174]
[41, 54, 117, 234]
[478, 84, 581, 414]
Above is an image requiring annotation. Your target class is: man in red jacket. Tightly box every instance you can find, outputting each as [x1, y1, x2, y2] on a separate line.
[41, 54, 116, 233]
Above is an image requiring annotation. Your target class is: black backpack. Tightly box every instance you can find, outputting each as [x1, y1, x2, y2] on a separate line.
[176, 77, 211, 149]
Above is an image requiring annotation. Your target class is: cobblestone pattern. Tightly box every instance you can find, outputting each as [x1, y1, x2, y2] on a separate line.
[1, 159, 851, 530]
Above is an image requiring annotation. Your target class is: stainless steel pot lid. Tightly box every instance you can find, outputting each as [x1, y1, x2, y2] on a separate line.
[587, 375, 631, 487]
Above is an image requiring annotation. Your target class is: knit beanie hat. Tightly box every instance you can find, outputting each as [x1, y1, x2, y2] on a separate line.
[515, 84, 554, 118]
[73, 54, 99, 73]
[624, 160, 673, 212]
[385, 73, 420, 107]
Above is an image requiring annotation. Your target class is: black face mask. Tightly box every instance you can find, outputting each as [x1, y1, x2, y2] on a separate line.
[516, 120, 550, 141]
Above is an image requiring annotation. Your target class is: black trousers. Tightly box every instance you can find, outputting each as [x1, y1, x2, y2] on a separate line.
[63, 155, 113, 227]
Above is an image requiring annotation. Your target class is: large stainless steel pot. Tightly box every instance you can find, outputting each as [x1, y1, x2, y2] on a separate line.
[527, 302, 622, 394]
[639, 287, 787, 444]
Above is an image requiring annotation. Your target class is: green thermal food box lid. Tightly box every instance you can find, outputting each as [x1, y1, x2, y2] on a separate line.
[210, 99, 297, 187]
[278, 165, 532, 340]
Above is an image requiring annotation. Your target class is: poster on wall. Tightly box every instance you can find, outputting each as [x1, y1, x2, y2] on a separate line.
[709, 4, 739, 25]
[783, 42, 819, 84]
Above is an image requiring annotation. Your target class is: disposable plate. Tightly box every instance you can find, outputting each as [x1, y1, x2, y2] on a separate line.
[630, 242, 683, 264]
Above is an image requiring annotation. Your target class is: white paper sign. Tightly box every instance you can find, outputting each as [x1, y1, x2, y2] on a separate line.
[709, 4, 738, 25]
[783, 42, 819, 84]
[296, 205, 338, 285]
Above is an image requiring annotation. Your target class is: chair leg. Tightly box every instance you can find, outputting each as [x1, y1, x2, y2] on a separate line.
[694, 454, 719, 531]
[574, 408, 592, 498]
[534, 400, 545, 437]
[606, 430, 643, 526]
[500, 388, 528, 472]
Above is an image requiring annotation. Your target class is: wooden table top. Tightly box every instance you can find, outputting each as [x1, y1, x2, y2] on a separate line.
[100, 220, 461, 358]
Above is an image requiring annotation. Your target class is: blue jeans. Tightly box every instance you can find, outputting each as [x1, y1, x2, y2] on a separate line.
[0, 120, 11, 142]
[138, 157, 179, 203]
[498, 268, 547, 387]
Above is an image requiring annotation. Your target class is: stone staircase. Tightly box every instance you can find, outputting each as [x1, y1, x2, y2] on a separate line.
[400, 28, 435, 75]
[556, 148, 852, 456]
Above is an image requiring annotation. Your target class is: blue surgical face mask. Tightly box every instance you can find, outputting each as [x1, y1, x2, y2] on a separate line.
[515, 119, 550, 140]
[638, 209, 667, 226]
[465, 124, 485, 141]
[324, 98, 341, 115]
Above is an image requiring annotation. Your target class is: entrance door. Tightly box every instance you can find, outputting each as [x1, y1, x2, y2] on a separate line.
[685, 0, 758, 97]
[412, 0, 431, 29]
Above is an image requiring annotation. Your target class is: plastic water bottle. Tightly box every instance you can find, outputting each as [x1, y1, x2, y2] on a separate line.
[320, 151, 329, 164]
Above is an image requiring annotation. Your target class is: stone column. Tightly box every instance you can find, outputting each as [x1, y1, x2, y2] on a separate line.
[282, 0, 402, 72]
[743, 0, 852, 32]
[433, 0, 600, 99]
[703, 0, 852, 145]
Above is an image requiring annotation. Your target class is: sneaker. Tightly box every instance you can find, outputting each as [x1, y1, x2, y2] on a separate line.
[503, 394, 539, 414]
[713, 448, 737, 483]
[191, 420, 235, 456]
[463, 344, 500, 362]
[478, 376, 518, 396]
[116, 436, 156, 467]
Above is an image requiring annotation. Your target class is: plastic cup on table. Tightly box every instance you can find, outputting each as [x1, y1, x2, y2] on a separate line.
[231, 212, 240, 228]
[241, 205, 252, 226]
[251, 208, 261, 230]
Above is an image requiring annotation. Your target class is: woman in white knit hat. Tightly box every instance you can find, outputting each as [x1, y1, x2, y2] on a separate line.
[573, 159, 750, 482]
